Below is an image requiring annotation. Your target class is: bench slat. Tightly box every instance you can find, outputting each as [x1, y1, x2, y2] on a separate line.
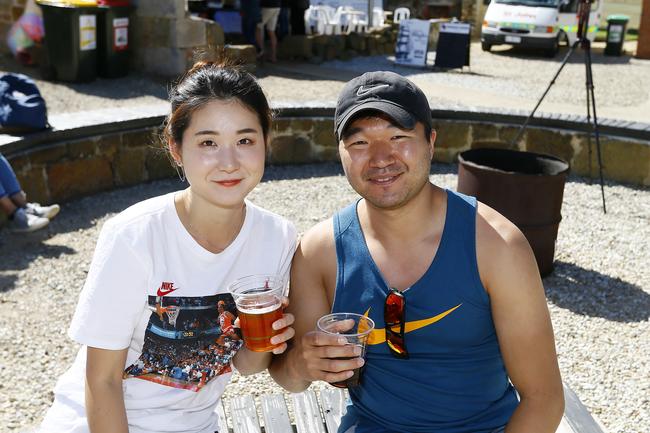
[292, 390, 326, 433]
[230, 395, 262, 433]
[261, 394, 293, 433]
[319, 388, 347, 433]
[561, 383, 607, 433]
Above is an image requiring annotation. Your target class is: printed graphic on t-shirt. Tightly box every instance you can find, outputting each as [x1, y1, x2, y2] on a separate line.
[124, 293, 243, 392]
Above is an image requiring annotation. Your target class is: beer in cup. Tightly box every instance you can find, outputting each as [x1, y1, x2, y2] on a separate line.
[317, 312, 374, 388]
[229, 275, 285, 352]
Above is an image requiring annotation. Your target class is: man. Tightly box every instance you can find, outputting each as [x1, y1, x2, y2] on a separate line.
[257, 0, 281, 62]
[269, 71, 564, 432]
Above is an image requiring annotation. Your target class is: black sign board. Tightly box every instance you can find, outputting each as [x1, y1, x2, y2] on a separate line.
[434, 22, 471, 69]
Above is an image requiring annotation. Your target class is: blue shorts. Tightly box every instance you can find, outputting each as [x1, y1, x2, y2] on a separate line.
[0, 154, 21, 198]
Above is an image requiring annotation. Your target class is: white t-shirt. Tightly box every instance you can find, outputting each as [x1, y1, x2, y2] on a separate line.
[39, 192, 297, 433]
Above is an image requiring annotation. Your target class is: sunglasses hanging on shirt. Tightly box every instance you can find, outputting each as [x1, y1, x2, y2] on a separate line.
[384, 288, 409, 359]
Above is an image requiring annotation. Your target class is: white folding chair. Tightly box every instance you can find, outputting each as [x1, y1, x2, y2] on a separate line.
[304, 5, 339, 35]
[394, 7, 410, 23]
[371, 7, 386, 30]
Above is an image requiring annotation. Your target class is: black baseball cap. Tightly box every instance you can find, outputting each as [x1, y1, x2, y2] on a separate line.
[334, 71, 433, 141]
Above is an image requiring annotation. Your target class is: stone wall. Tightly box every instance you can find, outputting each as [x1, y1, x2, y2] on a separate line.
[4, 116, 648, 217]
[130, 0, 225, 77]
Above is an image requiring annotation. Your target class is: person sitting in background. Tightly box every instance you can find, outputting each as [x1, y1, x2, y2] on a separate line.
[0, 153, 59, 232]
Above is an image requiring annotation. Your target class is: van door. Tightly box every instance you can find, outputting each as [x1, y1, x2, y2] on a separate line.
[558, 0, 601, 45]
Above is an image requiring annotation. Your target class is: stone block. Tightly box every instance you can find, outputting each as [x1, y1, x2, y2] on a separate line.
[498, 125, 526, 150]
[133, 46, 187, 77]
[29, 144, 67, 165]
[114, 147, 147, 186]
[173, 16, 208, 48]
[145, 146, 177, 180]
[433, 147, 460, 164]
[123, 129, 157, 148]
[287, 118, 314, 133]
[206, 21, 225, 47]
[67, 138, 98, 159]
[600, 138, 650, 186]
[382, 43, 394, 55]
[471, 123, 501, 143]
[470, 139, 513, 151]
[131, 17, 173, 49]
[96, 134, 120, 160]
[47, 157, 113, 202]
[324, 44, 338, 60]
[282, 35, 312, 59]
[269, 135, 313, 165]
[434, 121, 471, 152]
[525, 128, 575, 164]
[16, 167, 49, 204]
[222, 45, 256, 67]
[133, 0, 186, 19]
[312, 118, 337, 148]
[347, 32, 366, 51]
[7, 154, 30, 174]
[313, 145, 340, 163]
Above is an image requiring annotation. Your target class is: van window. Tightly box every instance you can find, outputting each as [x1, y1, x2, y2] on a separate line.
[560, 0, 599, 13]
[495, 0, 559, 8]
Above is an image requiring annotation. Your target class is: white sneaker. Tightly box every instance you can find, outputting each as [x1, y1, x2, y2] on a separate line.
[8, 207, 50, 233]
[25, 202, 60, 219]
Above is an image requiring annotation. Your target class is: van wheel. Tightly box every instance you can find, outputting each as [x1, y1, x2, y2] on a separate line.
[481, 42, 492, 52]
[545, 35, 560, 58]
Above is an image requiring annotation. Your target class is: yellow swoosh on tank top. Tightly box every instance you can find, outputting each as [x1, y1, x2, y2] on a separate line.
[363, 304, 463, 345]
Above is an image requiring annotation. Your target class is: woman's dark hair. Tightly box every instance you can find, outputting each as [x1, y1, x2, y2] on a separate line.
[163, 61, 272, 151]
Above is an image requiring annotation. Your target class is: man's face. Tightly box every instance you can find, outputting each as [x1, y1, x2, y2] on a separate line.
[338, 114, 436, 210]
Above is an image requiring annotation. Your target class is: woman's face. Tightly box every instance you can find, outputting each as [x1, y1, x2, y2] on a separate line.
[172, 99, 266, 210]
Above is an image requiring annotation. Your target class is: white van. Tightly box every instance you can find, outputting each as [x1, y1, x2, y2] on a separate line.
[480, 0, 602, 56]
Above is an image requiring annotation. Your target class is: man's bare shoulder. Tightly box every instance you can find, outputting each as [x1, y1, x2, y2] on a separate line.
[475, 201, 537, 286]
[298, 217, 336, 258]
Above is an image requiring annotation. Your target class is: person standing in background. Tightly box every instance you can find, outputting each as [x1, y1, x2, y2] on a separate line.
[257, 0, 281, 62]
[290, 0, 309, 35]
[241, 0, 262, 50]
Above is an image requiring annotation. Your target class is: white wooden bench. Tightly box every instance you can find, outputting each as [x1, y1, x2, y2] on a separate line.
[216, 383, 607, 433]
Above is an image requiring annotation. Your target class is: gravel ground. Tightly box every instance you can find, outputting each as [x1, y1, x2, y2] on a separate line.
[0, 42, 649, 122]
[0, 162, 648, 433]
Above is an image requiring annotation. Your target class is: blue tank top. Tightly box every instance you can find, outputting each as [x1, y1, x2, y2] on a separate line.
[332, 190, 519, 433]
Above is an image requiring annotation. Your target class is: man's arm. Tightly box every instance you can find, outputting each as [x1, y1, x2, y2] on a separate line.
[269, 221, 363, 392]
[85, 347, 129, 433]
[477, 204, 564, 433]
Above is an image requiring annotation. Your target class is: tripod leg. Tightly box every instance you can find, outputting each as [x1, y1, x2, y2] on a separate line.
[511, 41, 579, 147]
[584, 41, 607, 213]
[585, 61, 593, 183]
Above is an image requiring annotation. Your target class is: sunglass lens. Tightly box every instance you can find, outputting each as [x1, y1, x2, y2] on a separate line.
[385, 292, 404, 325]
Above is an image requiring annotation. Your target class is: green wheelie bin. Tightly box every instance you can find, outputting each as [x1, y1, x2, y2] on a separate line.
[37, 0, 99, 82]
[96, 0, 132, 78]
[604, 15, 630, 56]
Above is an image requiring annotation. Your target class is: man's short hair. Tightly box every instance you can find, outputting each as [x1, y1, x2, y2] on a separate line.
[334, 71, 433, 142]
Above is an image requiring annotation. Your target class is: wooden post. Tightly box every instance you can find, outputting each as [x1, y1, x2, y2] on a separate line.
[637, 0, 650, 58]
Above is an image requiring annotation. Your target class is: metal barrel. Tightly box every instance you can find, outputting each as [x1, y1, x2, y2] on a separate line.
[457, 148, 570, 276]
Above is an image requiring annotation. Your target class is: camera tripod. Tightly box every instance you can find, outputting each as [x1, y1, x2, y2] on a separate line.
[512, 0, 607, 213]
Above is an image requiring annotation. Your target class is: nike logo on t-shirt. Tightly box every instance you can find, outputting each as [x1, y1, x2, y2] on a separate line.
[157, 282, 178, 297]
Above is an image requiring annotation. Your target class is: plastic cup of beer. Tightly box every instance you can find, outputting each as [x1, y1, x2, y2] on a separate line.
[229, 275, 285, 352]
[317, 312, 375, 388]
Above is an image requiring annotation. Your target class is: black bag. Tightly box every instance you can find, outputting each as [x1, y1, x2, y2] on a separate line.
[0, 72, 49, 134]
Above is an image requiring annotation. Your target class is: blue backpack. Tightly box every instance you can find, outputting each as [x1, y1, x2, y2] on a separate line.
[0, 72, 49, 134]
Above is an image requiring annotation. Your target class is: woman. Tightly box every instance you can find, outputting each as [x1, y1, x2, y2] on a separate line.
[38, 61, 297, 433]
